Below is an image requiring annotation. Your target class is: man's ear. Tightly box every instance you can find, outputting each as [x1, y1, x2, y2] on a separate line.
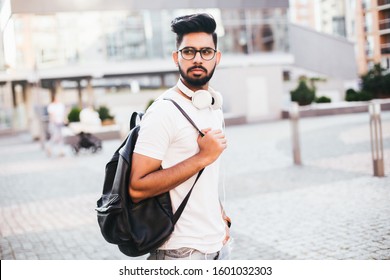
[172, 51, 179, 66]
[215, 51, 221, 66]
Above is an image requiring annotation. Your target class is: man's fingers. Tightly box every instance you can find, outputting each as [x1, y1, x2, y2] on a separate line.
[201, 128, 212, 134]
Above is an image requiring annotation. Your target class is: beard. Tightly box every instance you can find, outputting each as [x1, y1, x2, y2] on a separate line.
[178, 64, 216, 87]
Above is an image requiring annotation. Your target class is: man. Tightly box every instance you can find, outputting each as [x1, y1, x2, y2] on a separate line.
[129, 13, 230, 260]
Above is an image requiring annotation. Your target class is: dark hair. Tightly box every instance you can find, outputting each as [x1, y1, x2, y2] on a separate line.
[171, 13, 218, 49]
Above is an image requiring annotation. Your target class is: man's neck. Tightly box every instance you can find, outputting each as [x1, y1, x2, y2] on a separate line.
[175, 86, 191, 100]
[177, 79, 209, 99]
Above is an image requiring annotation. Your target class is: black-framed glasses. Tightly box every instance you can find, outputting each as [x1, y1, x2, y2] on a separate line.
[178, 47, 217, 61]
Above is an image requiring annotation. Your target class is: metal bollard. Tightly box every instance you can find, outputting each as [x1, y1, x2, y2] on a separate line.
[369, 102, 385, 177]
[290, 102, 302, 165]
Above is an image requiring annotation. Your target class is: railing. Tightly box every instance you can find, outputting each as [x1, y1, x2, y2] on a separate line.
[380, 43, 390, 54]
[378, 0, 390, 6]
[379, 19, 390, 30]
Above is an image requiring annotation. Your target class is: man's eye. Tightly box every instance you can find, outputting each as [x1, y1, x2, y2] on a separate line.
[183, 49, 195, 55]
[202, 49, 212, 55]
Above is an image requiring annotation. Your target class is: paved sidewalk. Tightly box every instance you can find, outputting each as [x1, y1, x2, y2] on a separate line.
[0, 111, 389, 260]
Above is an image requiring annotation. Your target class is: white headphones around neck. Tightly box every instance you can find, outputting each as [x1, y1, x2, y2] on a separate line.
[177, 79, 223, 110]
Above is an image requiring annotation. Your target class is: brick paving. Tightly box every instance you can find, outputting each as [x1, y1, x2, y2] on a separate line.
[0, 111, 389, 260]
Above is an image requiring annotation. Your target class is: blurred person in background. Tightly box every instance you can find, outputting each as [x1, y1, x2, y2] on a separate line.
[46, 95, 66, 157]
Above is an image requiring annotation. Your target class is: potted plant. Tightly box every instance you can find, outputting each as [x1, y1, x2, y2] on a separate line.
[67, 106, 81, 123]
[290, 79, 315, 106]
[97, 105, 115, 125]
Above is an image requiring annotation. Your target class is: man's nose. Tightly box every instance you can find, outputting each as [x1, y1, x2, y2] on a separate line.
[193, 51, 203, 63]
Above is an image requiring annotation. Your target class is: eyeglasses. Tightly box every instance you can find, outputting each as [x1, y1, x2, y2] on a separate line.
[177, 47, 217, 61]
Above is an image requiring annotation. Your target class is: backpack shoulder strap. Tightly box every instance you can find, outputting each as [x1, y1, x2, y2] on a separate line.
[162, 98, 206, 224]
[172, 168, 204, 224]
[163, 98, 205, 137]
[130, 111, 144, 130]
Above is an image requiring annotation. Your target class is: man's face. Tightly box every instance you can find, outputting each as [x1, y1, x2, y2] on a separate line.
[173, 32, 221, 88]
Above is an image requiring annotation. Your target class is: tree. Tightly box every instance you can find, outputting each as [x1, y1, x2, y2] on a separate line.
[361, 63, 390, 98]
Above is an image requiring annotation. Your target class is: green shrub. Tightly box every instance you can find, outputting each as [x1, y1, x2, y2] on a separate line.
[345, 88, 373, 101]
[67, 106, 81, 123]
[361, 63, 390, 98]
[358, 90, 373, 101]
[290, 80, 315, 106]
[315, 96, 331, 103]
[345, 88, 358, 101]
[97, 105, 114, 121]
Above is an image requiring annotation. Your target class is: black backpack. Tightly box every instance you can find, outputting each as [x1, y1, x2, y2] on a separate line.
[95, 99, 203, 257]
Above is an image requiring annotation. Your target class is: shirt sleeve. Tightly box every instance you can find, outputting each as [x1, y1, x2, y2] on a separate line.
[133, 101, 176, 160]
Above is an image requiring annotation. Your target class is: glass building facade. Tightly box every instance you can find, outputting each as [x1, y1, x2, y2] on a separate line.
[8, 8, 289, 70]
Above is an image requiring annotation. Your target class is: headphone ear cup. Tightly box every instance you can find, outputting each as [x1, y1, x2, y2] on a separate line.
[192, 90, 212, 110]
[210, 90, 223, 110]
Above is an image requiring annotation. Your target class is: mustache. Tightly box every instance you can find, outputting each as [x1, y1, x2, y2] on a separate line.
[187, 66, 207, 73]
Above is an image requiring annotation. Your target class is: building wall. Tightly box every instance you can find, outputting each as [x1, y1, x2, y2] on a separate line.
[318, 0, 346, 37]
[343, 0, 369, 76]
[288, 0, 317, 29]
[378, 0, 390, 68]
[212, 54, 293, 122]
[289, 0, 390, 75]
[289, 23, 357, 80]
